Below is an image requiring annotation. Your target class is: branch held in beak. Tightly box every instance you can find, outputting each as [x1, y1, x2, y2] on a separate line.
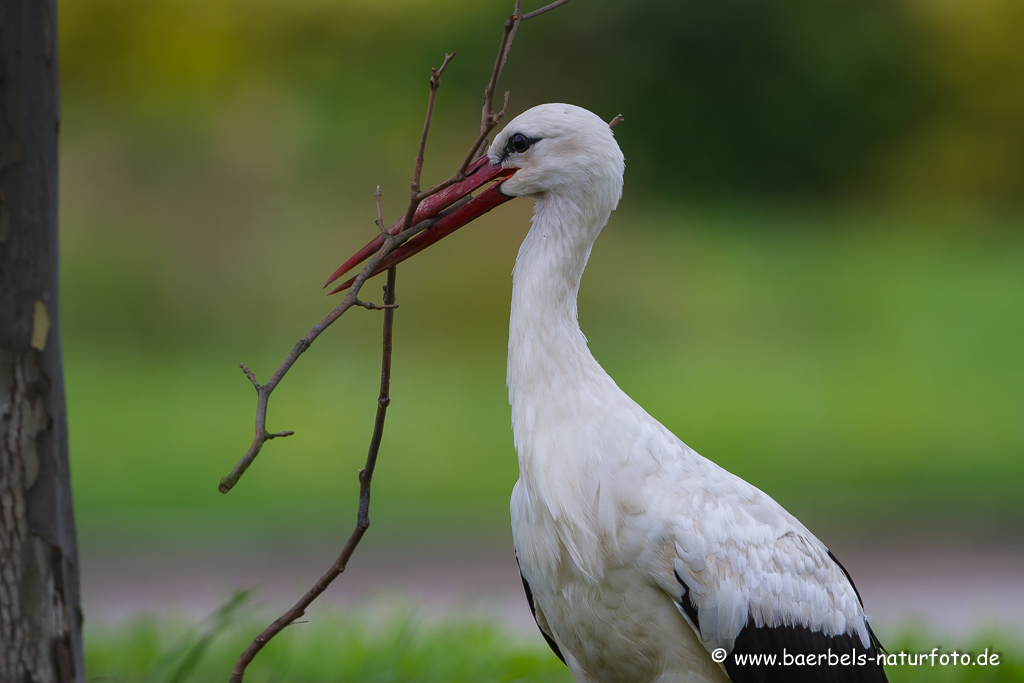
[324, 159, 515, 293]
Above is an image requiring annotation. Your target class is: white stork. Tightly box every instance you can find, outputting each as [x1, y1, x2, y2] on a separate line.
[327, 103, 888, 683]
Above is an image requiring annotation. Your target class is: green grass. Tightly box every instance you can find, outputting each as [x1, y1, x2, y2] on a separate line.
[85, 607, 1024, 683]
[883, 631, 1024, 683]
[86, 607, 572, 683]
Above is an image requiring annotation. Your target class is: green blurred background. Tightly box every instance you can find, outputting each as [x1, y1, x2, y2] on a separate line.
[60, 0, 1024, 551]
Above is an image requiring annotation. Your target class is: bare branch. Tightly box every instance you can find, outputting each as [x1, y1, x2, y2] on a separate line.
[433, 51, 457, 84]
[416, 173, 468, 201]
[465, 90, 510, 167]
[403, 52, 457, 236]
[223, 3, 570, 678]
[218, 228, 407, 494]
[521, 0, 570, 21]
[220, 0, 568, 512]
[474, 1, 563, 165]
[482, 14, 519, 134]
[374, 185, 386, 239]
[220, 200, 455, 494]
[239, 363, 259, 389]
[498, 90, 510, 121]
[229, 267, 398, 683]
[461, 128, 497, 174]
[414, 52, 457, 193]
[487, 0, 568, 118]
[354, 299, 399, 311]
[499, 5, 521, 89]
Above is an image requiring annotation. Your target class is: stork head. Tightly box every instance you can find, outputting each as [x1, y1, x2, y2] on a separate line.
[489, 103, 625, 216]
[324, 103, 623, 292]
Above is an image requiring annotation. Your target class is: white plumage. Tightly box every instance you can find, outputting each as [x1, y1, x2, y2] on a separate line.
[487, 104, 885, 683]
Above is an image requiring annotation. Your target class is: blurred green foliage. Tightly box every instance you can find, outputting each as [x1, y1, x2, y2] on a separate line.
[61, 0, 1024, 203]
[515, 0, 929, 198]
[57, 0, 1024, 542]
[64, 210, 1024, 540]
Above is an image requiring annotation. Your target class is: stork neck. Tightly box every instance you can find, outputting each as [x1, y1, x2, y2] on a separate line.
[507, 194, 612, 414]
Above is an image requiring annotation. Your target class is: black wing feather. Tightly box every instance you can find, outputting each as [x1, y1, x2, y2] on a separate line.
[724, 623, 888, 682]
[675, 550, 889, 682]
[674, 568, 701, 632]
[827, 549, 887, 656]
[515, 551, 566, 666]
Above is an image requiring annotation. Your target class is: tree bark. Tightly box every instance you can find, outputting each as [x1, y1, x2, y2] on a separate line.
[0, 1, 85, 681]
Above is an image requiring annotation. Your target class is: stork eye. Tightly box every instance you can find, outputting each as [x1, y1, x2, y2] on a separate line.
[508, 133, 533, 154]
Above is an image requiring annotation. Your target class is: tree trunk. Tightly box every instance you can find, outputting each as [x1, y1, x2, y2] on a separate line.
[0, 0, 85, 681]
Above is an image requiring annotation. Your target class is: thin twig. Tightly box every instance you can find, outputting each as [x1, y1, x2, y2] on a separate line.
[400, 52, 457, 236]
[218, 210, 438, 494]
[521, 0, 570, 21]
[482, 12, 517, 133]
[218, 237, 400, 494]
[471, 1, 562, 163]
[499, 1, 523, 93]
[229, 267, 398, 683]
[374, 185, 386, 239]
[354, 299, 399, 311]
[413, 52, 457, 194]
[239, 363, 259, 389]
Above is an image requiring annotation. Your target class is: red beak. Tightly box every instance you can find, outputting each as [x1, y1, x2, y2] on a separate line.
[324, 156, 515, 294]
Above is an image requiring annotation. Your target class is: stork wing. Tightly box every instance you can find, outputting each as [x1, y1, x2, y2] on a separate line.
[649, 444, 888, 681]
[667, 532, 884, 683]
[516, 550, 567, 666]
